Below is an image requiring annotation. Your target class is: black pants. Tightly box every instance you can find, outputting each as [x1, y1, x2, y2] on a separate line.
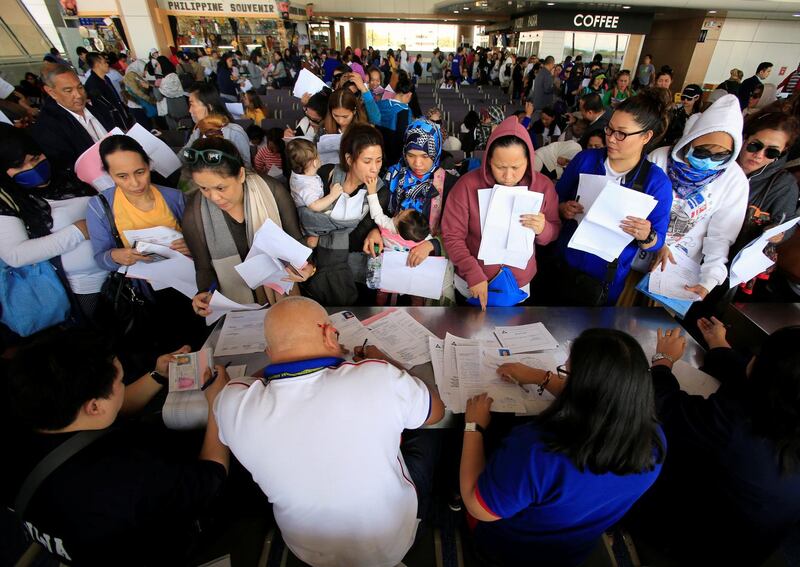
[400, 428, 442, 520]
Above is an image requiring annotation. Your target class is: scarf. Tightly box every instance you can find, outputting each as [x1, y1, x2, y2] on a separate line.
[386, 118, 442, 215]
[124, 60, 155, 104]
[667, 154, 725, 199]
[200, 173, 284, 306]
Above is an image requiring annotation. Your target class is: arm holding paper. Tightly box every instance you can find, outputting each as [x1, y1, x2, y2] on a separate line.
[696, 182, 749, 293]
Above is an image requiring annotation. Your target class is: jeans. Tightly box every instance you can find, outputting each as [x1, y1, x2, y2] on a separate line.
[400, 428, 442, 520]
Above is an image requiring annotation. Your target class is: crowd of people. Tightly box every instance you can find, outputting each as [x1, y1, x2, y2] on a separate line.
[1, 40, 800, 567]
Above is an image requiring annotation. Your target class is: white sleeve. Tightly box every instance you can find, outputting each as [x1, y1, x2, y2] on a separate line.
[367, 193, 396, 232]
[698, 172, 749, 291]
[0, 215, 84, 268]
[0, 77, 15, 99]
[213, 380, 258, 447]
[388, 366, 432, 430]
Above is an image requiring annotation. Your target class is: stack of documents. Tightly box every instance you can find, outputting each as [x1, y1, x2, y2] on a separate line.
[379, 251, 448, 300]
[206, 291, 265, 325]
[121, 227, 198, 300]
[568, 177, 657, 262]
[292, 68, 328, 99]
[225, 102, 244, 118]
[477, 185, 543, 268]
[634, 246, 703, 318]
[361, 309, 438, 369]
[729, 217, 799, 287]
[493, 322, 559, 352]
[214, 310, 268, 357]
[234, 220, 312, 295]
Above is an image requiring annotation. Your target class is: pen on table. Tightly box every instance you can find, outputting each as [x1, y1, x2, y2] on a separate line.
[201, 361, 231, 391]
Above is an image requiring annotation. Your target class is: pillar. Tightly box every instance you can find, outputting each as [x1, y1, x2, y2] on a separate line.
[349, 21, 366, 50]
[457, 25, 474, 48]
[329, 21, 336, 50]
[113, 0, 170, 60]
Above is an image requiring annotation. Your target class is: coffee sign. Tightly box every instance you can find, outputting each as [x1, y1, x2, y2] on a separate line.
[514, 9, 653, 35]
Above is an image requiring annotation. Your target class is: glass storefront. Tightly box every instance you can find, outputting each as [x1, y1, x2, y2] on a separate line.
[174, 16, 281, 49]
[563, 31, 629, 66]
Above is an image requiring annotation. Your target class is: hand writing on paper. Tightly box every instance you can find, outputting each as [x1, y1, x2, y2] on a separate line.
[170, 238, 191, 256]
[407, 240, 434, 267]
[520, 212, 546, 235]
[469, 280, 489, 312]
[655, 327, 686, 366]
[111, 248, 151, 266]
[192, 292, 212, 317]
[465, 393, 493, 428]
[155, 345, 191, 375]
[497, 362, 537, 385]
[651, 246, 675, 272]
[558, 200, 584, 220]
[283, 127, 296, 138]
[684, 284, 709, 299]
[697, 316, 730, 349]
[353, 344, 388, 361]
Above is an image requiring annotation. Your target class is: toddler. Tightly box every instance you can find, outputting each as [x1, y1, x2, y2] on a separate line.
[254, 127, 285, 174]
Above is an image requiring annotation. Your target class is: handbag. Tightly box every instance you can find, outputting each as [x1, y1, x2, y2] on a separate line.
[0, 259, 70, 337]
[467, 266, 529, 307]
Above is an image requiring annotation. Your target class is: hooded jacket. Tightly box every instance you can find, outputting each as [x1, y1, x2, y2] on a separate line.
[441, 117, 561, 289]
[649, 94, 749, 291]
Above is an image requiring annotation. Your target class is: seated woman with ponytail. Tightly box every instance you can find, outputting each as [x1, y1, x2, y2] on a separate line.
[554, 89, 674, 306]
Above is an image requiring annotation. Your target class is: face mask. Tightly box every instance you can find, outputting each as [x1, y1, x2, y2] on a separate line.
[13, 159, 51, 188]
[685, 147, 722, 172]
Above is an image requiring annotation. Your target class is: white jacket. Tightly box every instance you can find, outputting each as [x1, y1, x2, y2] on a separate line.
[649, 94, 749, 291]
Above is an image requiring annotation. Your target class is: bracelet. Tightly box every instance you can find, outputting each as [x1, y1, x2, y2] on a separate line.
[537, 371, 552, 395]
[636, 229, 657, 246]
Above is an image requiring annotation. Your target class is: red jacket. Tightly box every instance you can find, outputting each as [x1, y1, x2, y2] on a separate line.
[441, 117, 561, 289]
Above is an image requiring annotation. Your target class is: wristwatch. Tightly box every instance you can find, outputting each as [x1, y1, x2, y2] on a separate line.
[651, 352, 675, 365]
[465, 422, 486, 435]
[149, 370, 168, 386]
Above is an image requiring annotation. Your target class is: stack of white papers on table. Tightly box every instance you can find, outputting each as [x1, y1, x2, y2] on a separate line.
[730, 217, 800, 287]
[317, 133, 342, 166]
[477, 185, 543, 269]
[493, 322, 559, 352]
[123, 242, 198, 299]
[436, 333, 484, 413]
[648, 246, 702, 301]
[379, 251, 448, 300]
[292, 68, 328, 98]
[234, 219, 312, 295]
[225, 102, 245, 118]
[362, 309, 437, 369]
[206, 291, 265, 325]
[330, 189, 366, 221]
[125, 124, 183, 178]
[215, 310, 268, 357]
[163, 364, 246, 430]
[568, 180, 657, 262]
[329, 310, 381, 361]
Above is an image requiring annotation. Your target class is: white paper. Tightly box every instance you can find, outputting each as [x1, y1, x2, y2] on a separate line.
[267, 165, 284, 178]
[215, 310, 268, 357]
[241, 79, 253, 92]
[249, 219, 312, 269]
[206, 291, 264, 325]
[225, 102, 244, 118]
[575, 173, 607, 222]
[730, 217, 800, 287]
[124, 248, 198, 299]
[317, 133, 342, 166]
[163, 365, 246, 430]
[478, 185, 542, 268]
[292, 68, 328, 98]
[568, 181, 657, 262]
[329, 310, 380, 361]
[123, 225, 183, 247]
[364, 310, 437, 369]
[125, 123, 183, 178]
[456, 346, 528, 413]
[477, 188, 492, 230]
[672, 360, 720, 398]
[493, 322, 559, 352]
[379, 251, 448, 300]
[648, 247, 703, 300]
[234, 254, 293, 295]
[428, 337, 447, 404]
[442, 333, 485, 413]
[330, 189, 366, 221]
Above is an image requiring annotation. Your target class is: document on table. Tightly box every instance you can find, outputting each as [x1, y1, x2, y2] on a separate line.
[671, 360, 720, 398]
[123, 245, 198, 299]
[162, 365, 246, 430]
[574, 173, 607, 222]
[363, 309, 438, 369]
[379, 251, 448, 300]
[328, 310, 380, 360]
[478, 185, 543, 268]
[74, 127, 123, 190]
[493, 322, 559, 352]
[123, 226, 183, 247]
[249, 219, 312, 269]
[206, 291, 264, 325]
[317, 133, 342, 166]
[510, 352, 559, 415]
[125, 123, 183, 178]
[225, 102, 244, 118]
[456, 346, 527, 413]
[292, 68, 328, 98]
[235, 254, 293, 295]
[330, 189, 366, 221]
[441, 333, 486, 413]
[648, 247, 703, 301]
[428, 337, 447, 404]
[730, 216, 800, 287]
[568, 181, 657, 262]
[215, 310, 268, 357]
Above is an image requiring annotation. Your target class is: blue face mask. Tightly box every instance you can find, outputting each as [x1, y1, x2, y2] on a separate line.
[685, 147, 722, 172]
[12, 159, 51, 188]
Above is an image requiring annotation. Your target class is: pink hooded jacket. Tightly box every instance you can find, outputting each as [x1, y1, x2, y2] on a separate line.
[441, 116, 561, 289]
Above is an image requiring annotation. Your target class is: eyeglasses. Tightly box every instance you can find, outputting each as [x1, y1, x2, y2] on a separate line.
[556, 364, 571, 378]
[604, 126, 647, 141]
[746, 140, 783, 160]
[182, 148, 241, 166]
[691, 145, 733, 162]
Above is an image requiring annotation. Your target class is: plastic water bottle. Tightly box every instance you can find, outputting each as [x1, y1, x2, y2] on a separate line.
[366, 245, 382, 289]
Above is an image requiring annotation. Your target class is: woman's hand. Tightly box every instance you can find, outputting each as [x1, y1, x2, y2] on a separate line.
[407, 240, 434, 267]
[111, 248, 151, 266]
[620, 216, 652, 241]
[348, 72, 367, 92]
[520, 212, 546, 235]
[282, 262, 316, 283]
[651, 246, 675, 272]
[170, 238, 191, 256]
[469, 280, 489, 312]
[192, 291, 212, 317]
[155, 345, 191, 375]
[300, 92, 312, 106]
[283, 127, 295, 139]
[465, 393, 493, 428]
[685, 284, 709, 299]
[497, 362, 538, 385]
[655, 327, 686, 367]
[558, 200, 584, 220]
[362, 228, 384, 257]
[697, 316, 730, 349]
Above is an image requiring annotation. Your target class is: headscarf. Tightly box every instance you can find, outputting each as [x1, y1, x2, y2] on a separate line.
[123, 58, 154, 104]
[385, 118, 442, 214]
[666, 153, 725, 199]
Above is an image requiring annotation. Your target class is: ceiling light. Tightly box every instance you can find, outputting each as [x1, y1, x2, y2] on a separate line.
[708, 10, 717, 13]
[454, 9, 459, 13]
[463, 6, 470, 9]
[547, 1, 554, 4]
[622, 5, 630, 8]
[794, 13, 800, 16]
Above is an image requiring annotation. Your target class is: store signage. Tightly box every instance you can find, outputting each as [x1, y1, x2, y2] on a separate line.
[159, 1, 279, 15]
[514, 10, 652, 34]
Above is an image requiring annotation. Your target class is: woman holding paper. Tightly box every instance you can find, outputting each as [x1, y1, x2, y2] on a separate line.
[183, 83, 251, 167]
[181, 137, 310, 315]
[441, 116, 561, 310]
[555, 90, 674, 306]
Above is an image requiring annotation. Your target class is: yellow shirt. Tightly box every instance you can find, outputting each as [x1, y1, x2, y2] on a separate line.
[113, 187, 181, 247]
[246, 108, 266, 124]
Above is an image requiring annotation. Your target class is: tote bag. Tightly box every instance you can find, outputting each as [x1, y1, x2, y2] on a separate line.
[0, 259, 70, 336]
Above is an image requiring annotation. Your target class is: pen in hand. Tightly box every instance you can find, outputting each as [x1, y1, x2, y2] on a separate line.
[201, 361, 231, 391]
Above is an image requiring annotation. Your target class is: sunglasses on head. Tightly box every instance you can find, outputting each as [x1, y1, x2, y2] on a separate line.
[691, 145, 732, 162]
[182, 148, 242, 166]
[746, 140, 783, 159]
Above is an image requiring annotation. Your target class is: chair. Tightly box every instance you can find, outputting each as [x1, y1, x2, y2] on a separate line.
[261, 118, 286, 132]
[234, 118, 254, 131]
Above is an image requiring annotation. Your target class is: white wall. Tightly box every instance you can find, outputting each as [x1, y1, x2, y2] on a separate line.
[21, 0, 63, 51]
[704, 18, 800, 86]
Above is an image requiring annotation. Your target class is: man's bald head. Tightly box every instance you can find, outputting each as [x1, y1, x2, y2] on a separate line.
[264, 297, 340, 361]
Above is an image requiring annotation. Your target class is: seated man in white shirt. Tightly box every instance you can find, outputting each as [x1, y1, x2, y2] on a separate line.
[214, 296, 445, 567]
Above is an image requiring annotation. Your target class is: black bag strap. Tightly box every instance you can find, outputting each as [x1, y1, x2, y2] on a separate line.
[97, 193, 125, 249]
[14, 429, 111, 520]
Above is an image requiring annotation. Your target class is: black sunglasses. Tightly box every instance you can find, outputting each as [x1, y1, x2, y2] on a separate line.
[746, 140, 783, 160]
[691, 146, 732, 162]
[182, 148, 242, 166]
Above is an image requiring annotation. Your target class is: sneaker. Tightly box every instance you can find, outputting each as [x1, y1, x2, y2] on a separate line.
[448, 493, 463, 512]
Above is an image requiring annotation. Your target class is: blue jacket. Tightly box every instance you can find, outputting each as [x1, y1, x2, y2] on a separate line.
[376, 99, 410, 131]
[86, 185, 186, 272]
[322, 58, 339, 84]
[555, 148, 673, 302]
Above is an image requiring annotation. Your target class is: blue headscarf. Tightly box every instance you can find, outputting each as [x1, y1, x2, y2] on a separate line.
[386, 118, 442, 214]
[667, 153, 725, 199]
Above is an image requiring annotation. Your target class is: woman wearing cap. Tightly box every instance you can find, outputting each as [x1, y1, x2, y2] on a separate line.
[663, 84, 703, 147]
[442, 117, 561, 310]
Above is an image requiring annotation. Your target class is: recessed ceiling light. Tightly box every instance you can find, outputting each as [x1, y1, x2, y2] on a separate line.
[622, 5, 630, 8]
[454, 9, 459, 13]
[794, 13, 800, 16]
[463, 6, 470, 9]
[708, 10, 717, 13]
[547, 2, 555, 5]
